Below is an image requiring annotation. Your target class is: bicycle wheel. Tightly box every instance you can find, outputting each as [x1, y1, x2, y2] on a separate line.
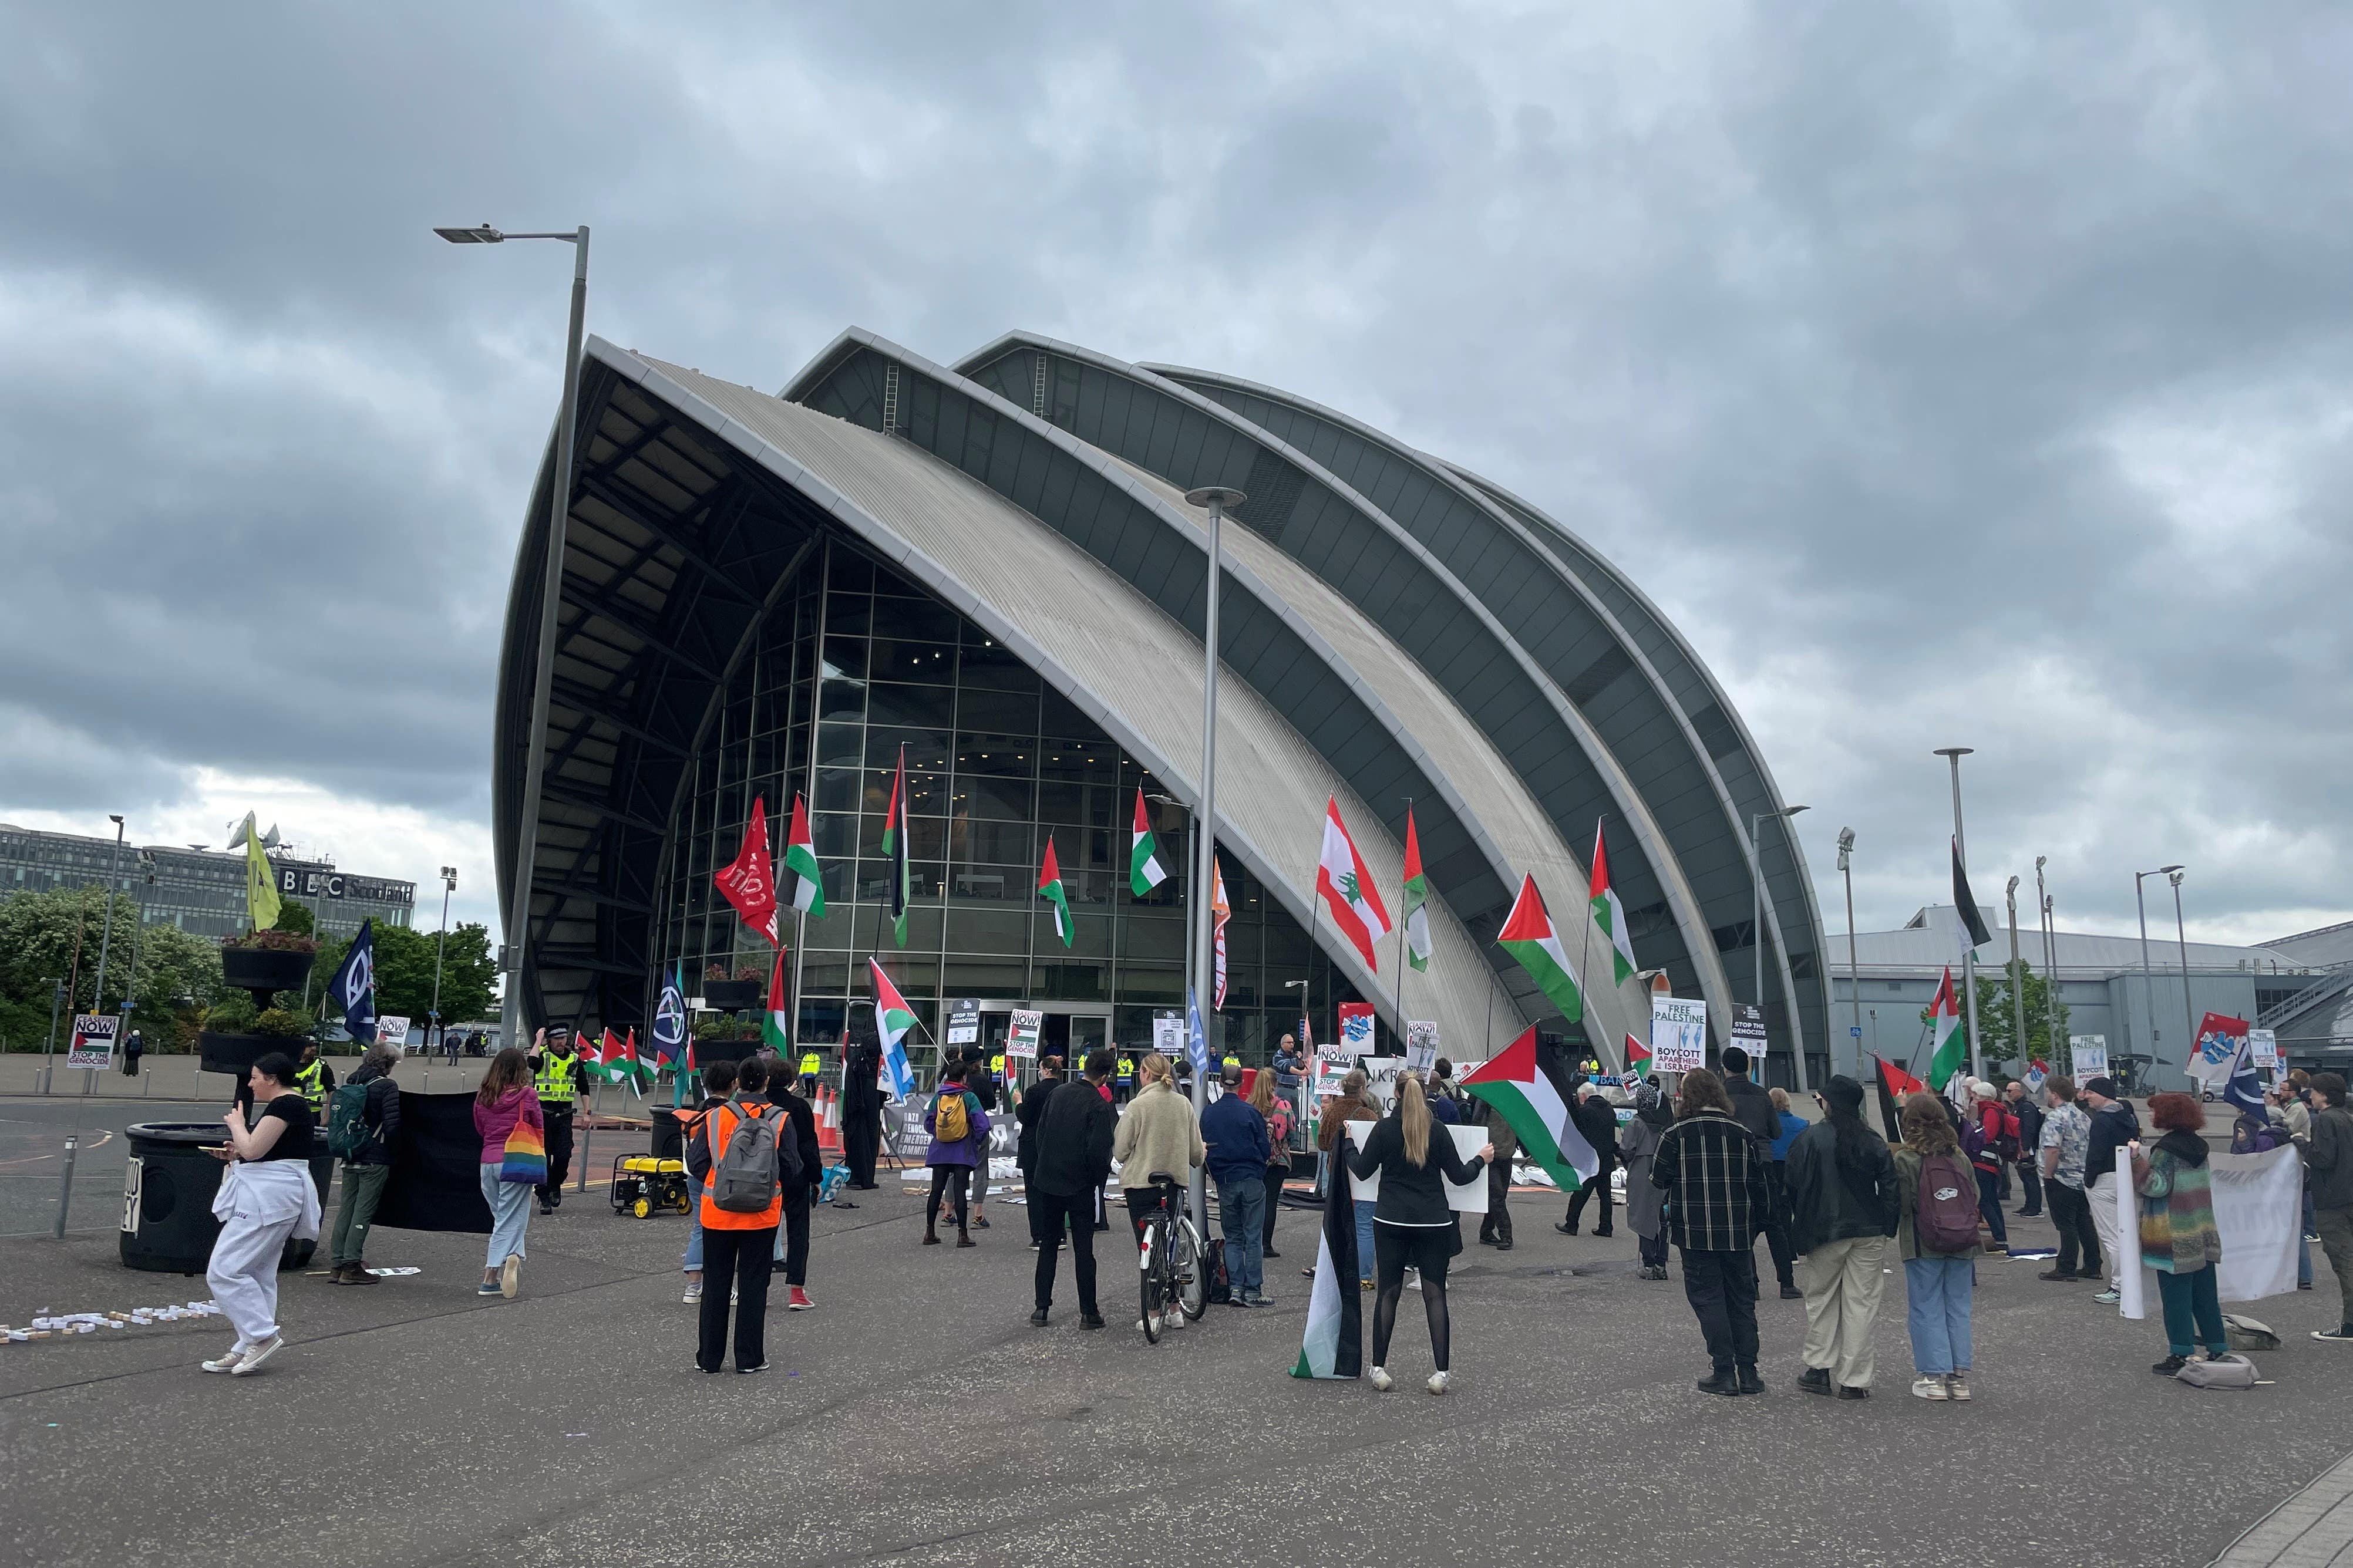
[1139, 1213, 1166, 1343]
[1173, 1219, 1209, 1320]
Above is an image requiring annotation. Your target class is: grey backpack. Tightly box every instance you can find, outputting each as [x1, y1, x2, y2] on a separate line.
[2223, 1314, 2281, 1351]
[711, 1100, 782, 1213]
[2174, 1353, 2259, 1390]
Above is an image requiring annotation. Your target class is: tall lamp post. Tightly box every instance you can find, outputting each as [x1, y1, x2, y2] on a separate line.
[1933, 747, 1985, 1083]
[428, 865, 457, 1055]
[2035, 857, 2061, 1070]
[2005, 875, 2027, 1073]
[1836, 827, 1860, 1067]
[1181, 484, 1243, 1231]
[1749, 804, 1807, 1090]
[436, 220, 591, 1055]
[89, 815, 127, 1018]
[2169, 869, 2196, 1061]
[2135, 865, 2184, 1074]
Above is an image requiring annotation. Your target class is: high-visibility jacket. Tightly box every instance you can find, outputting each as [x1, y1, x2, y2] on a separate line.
[696, 1101, 782, 1229]
[294, 1059, 328, 1112]
[798, 1052, 822, 1079]
[989, 1054, 1005, 1079]
[534, 1050, 579, 1107]
[1221, 1054, 1241, 1074]
[1117, 1057, 1136, 1083]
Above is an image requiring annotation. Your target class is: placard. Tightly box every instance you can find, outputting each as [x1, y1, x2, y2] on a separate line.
[1344, 1121, 1490, 1213]
[1730, 1003, 1768, 1058]
[1336, 1002, 1375, 1058]
[1405, 1021, 1439, 1075]
[376, 1014, 412, 1049]
[946, 998, 981, 1048]
[2069, 1035, 2109, 1079]
[66, 1014, 118, 1071]
[2190, 1011, 2250, 1089]
[1650, 997, 1707, 1073]
[1006, 1010, 1042, 1061]
[1152, 1011, 1183, 1059]
[2250, 1027, 2280, 1071]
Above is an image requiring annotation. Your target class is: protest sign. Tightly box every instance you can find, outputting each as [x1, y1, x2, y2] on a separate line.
[1405, 1021, 1439, 1074]
[1152, 1011, 1182, 1059]
[66, 1014, 118, 1071]
[1650, 997, 1707, 1073]
[1006, 1009, 1042, 1061]
[2250, 1027, 2280, 1071]
[2069, 1035, 2109, 1079]
[1345, 1121, 1489, 1212]
[1336, 1002, 1376, 1058]
[376, 1014, 412, 1049]
[1731, 1003, 1768, 1058]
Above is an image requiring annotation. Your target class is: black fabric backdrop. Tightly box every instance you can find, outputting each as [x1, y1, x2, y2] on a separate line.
[374, 1091, 493, 1233]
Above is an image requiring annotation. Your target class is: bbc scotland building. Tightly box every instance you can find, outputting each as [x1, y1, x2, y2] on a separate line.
[495, 330, 1829, 1079]
[0, 823, 413, 942]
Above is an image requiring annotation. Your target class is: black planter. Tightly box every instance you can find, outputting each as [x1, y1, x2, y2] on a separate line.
[220, 946, 315, 997]
[701, 980, 760, 1010]
[198, 1031, 307, 1078]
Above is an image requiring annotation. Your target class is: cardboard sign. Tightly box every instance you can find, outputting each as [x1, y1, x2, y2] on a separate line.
[1343, 1121, 1490, 1213]
[946, 998, 980, 1047]
[1731, 1003, 1768, 1058]
[2069, 1035, 2109, 1079]
[1405, 1020, 1439, 1074]
[2190, 1011, 2250, 1088]
[1152, 1012, 1183, 1059]
[1336, 1002, 1375, 1058]
[1006, 1009, 1042, 1061]
[66, 1014, 118, 1071]
[2250, 1028, 2280, 1070]
[376, 1014, 412, 1049]
[1651, 997, 1707, 1073]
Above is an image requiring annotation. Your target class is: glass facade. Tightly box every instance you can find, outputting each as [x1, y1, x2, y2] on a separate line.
[0, 825, 413, 941]
[657, 540, 1363, 1063]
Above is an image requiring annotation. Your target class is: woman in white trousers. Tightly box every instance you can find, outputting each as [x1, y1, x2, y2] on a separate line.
[203, 1054, 322, 1375]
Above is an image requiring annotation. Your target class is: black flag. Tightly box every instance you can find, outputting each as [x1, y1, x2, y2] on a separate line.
[1952, 838, 1993, 949]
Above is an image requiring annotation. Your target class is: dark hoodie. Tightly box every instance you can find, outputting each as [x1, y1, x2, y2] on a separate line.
[2084, 1098, 2143, 1189]
[348, 1060, 403, 1166]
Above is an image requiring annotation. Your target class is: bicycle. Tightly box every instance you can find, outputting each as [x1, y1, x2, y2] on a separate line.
[1135, 1172, 1207, 1343]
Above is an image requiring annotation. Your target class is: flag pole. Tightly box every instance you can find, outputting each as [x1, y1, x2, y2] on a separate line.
[1578, 819, 1601, 1075]
[1394, 797, 1411, 1054]
[1181, 483, 1241, 1237]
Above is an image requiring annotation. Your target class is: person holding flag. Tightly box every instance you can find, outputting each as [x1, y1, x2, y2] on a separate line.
[526, 1025, 591, 1213]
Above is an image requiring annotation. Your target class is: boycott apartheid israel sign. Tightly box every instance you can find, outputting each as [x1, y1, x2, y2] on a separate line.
[66, 1014, 118, 1071]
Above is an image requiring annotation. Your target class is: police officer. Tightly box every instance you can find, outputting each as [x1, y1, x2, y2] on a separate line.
[527, 1026, 590, 1214]
[798, 1047, 822, 1098]
[1116, 1052, 1137, 1105]
[293, 1041, 337, 1117]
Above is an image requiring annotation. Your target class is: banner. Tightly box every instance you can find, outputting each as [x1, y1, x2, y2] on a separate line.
[2116, 1144, 2300, 1318]
[66, 1014, 119, 1071]
[2069, 1035, 2109, 1079]
[1344, 1121, 1489, 1213]
[1006, 1010, 1042, 1061]
[1405, 1020, 1439, 1075]
[2190, 1011, 2250, 1090]
[1650, 997, 1707, 1073]
[1730, 1003, 1768, 1058]
[1336, 1002, 1376, 1058]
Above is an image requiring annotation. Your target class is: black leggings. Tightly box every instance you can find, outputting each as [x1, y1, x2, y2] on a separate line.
[1263, 1163, 1289, 1253]
[1371, 1227, 1453, 1373]
[927, 1166, 970, 1233]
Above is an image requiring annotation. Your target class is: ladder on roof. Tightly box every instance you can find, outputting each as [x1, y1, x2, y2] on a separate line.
[1033, 353, 1049, 418]
[881, 363, 901, 437]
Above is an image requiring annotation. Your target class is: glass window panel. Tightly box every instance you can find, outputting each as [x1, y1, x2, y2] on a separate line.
[944, 908, 1029, 949]
[953, 686, 1038, 733]
[1037, 742, 1116, 784]
[849, 900, 945, 954]
[818, 678, 865, 721]
[1116, 965, 1183, 1006]
[1118, 913, 1185, 962]
[874, 596, 960, 642]
[822, 594, 871, 636]
[822, 636, 869, 680]
[796, 999, 847, 1046]
[871, 638, 957, 682]
[1035, 781, 1085, 825]
[866, 726, 951, 773]
[942, 957, 1028, 996]
[944, 862, 1024, 902]
[1036, 903, 1110, 958]
[869, 559, 923, 598]
[1033, 961, 1106, 1002]
[866, 682, 957, 730]
[1039, 688, 1093, 741]
[797, 957, 851, 995]
[954, 776, 1033, 824]
[814, 768, 863, 814]
[812, 811, 859, 861]
[857, 812, 947, 857]
[958, 636, 1038, 691]
[952, 733, 1033, 778]
[816, 721, 864, 768]
[951, 818, 1032, 866]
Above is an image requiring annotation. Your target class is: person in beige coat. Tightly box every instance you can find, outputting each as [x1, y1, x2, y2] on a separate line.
[1112, 1054, 1206, 1249]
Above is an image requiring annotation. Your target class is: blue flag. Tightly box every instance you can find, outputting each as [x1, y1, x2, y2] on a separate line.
[329, 919, 378, 1044]
[2221, 1036, 2268, 1120]
[652, 963, 686, 1062]
[1186, 986, 1210, 1080]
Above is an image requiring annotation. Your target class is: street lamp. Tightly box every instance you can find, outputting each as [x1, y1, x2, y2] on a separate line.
[2005, 875, 2027, 1071]
[90, 815, 126, 1016]
[1836, 827, 1860, 1061]
[2035, 857, 2061, 1070]
[439, 220, 591, 1057]
[1749, 803, 1806, 1089]
[428, 865, 457, 1056]
[1181, 485, 1242, 1231]
[1933, 747, 1986, 1082]
[2135, 864, 2184, 1069]
[2169, 869, 2196, 1065]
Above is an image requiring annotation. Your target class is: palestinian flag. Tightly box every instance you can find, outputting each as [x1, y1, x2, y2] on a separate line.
[1927, 966, 1967, 1091]
[882, 747, 911, 947]
[762, 946, 793, 1053]
[1623, 1032, 1652, 1080]
[1462, 1025, 1600, 1188]
[1211, 857, 1231, 1007]
[1290, 1142, 1363, 1380]
[1952, 838, 1992, 950]
[1588, 821, 1636, 986]
[1314, 797, 1392, 972]
[1496, 874, 1584, 1024]
[1129, 790, 1168, 896]
[783, 792, 824, 918]
[1873, 1054, 1924, 1141]
[1401, 809, 1431, 973]
[585, 1029, 647, 1088]
[1036, 835, 1074, 948]
[869, 957, 918, 1099]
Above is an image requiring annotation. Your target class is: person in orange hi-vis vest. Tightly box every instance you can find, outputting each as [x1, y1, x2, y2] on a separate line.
[686, 1056, 785, 1374]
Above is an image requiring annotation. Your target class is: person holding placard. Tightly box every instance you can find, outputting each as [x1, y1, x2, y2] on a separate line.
[1344, 1070, 1491, 1394]
[1317, 1068, 1380, 1287]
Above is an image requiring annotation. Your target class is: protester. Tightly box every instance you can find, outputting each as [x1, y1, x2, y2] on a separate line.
[1249, 1067, 1294, 1260]
[1556, 1084, 1621, 1237]
[1112, 1052, 1206, 1245]
[2035, 1075, 2100, 1283]
[525, 1026, 590, 1216]
[1016, 1055, 1068, 1250]
[469, 1047, 542, 1300]
[2304, 1073, 2353, 1343]
[1719, 1047, 1798, 1299]
[1785, 1077, 1897, 1399]
[2081, 1076, 2142, 1304]
[681, 1058, 738, 1304]
[1475, 1083, 1521, 1252]
[1317, 1067, 1381, 1287]
[1651, 1067, 1771, 1396]
[1203, 1063, 1274, 1307]
[1617, 1081, 1670, 1277]
[1428, 1060, 1462, 1125]
[765, 1065, 825, 1311]
[1029, 1050, 1117, 1328]
[2130, 1092, 2228, 1373]
[1960, 1078, 2014, 1255]
[1892, 1094, 1979, 1402]
[922, 1060, 990, 1247]
[328, 1041, 403, 1284]
[961, 1048, 1000, 1231]
[1345, 1070, 1492, 1394]
[2005, 1080, 2045, 1217]
[1273, 1034, 1306, 1090]
[685, 1057, 785, 1374]
[199, 1053, 321, 1374]
[122, 1027, 144, 1077]
[841, 1032, 884, 1189]
[2280, 1072, 2318, 1293]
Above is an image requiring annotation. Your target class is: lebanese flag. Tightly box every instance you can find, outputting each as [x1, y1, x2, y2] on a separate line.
[1496, 874, 1584, 1024]
[1624, 1033, 1652, 1080]
[1927, 966, 1967, 1091]
[1462, 1026, 1599, 1188]
[713, 795, 780, 946]
[1588, 821, 1636, 986]
[1401, 809, 1431, 973]
[782, 793, 825, 917]
[1211, 857, 1232, 1008]
[1314, 797, 1391, 971]
[1129, 790, 1168, 896]
[1036, 835, 1074, 948]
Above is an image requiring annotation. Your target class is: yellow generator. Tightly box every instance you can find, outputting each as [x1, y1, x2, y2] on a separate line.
[608, 1155, 691, 1218]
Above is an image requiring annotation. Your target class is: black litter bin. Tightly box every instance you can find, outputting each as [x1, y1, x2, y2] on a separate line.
[649, 1107, 685, 1160]
[122, 1122, 329, 1276]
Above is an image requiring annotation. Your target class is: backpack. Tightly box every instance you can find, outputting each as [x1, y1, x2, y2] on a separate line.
[1991, 1108, 2022, 1162]
[325, 1081, 374, 1159]
[933, 1088, 970, 1145]
[2173, 1354, 2260, 1390]
[2223, 1314, 2282, 1351]
[711, 1101, 783, 1213]
[1203, 1237, 1231, 1305]
[1915, 1151, 1981, 1253]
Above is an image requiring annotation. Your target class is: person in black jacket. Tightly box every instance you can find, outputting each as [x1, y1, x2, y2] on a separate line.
[1785, 1076, 1898, 1398]
[328, 1042, 403, 1284]
[1652, 1068, 1772, 1396]
[2081, 1077, 2142, 1302]
[1016, 1056, 1068, 1250]
[841, 1031, 885, 1189]
[1345, 1071, 1492, 1395]
[763, 1076, 827, 1311]
[1721, 1046, 1798, 1299]
[1556, 1084, 1621, 1236]
[2004, 1081, 2045, 1217]
[1029, 1050, 1117, 1328]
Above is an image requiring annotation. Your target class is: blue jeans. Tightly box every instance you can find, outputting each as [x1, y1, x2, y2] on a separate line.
[1974, 1168, 2007, 1246]
[1217, 1172, 1267, 1296]
[683, 1173, 705, 1273]
[479, 1164, 532, 1271]
[1355, 1199, 1376, 1284]
[1903, 1256, 1974, 1375]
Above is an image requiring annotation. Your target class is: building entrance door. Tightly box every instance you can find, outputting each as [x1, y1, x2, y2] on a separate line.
[970, 1000, 1112, 1089]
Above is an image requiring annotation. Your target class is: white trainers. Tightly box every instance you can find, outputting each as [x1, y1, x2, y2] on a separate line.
[1945, 1372, 1971, 1401]
[682, 1282, 703, 1304]
[1369, 1365, 1395, 1392]
[1427, 1371, 1450, 1395]
[1164, 1309, 1184, 1331]
[499, 1255, 521, 1299]
[201, 1342, 250, 1374]
[1139, 1315, 1162, 1335]
[231, 1335, 283, 1375]
[1910, 1377, 1950, 1401]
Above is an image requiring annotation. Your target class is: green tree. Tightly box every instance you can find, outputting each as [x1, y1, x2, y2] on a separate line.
[271, 902, 314, 936]
[0, 886, 228, 1052]
[1971, 959, 2071, 1070]
[305, 919, 496, 1043]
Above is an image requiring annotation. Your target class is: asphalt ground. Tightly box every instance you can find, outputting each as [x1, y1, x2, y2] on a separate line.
[5, 1160, 2351, 1568]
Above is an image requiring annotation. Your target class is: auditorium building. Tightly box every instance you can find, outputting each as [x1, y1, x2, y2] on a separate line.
[494, 329, 1829, 1083]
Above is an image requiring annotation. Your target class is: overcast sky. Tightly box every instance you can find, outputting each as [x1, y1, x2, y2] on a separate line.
[3, 2, 2346, 950]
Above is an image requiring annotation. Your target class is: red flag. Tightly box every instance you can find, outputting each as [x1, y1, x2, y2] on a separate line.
[713, 795, 780, 946]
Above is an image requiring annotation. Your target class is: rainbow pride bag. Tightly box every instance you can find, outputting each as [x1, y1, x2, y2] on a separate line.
[500, 1121, 548, 1186]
